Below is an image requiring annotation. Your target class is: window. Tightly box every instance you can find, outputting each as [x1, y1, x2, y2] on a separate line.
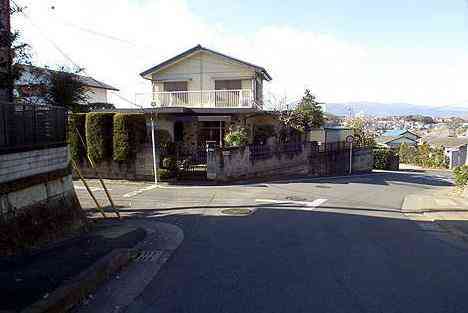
[163, 81, 188, 92]
[215, 80, 241, 90]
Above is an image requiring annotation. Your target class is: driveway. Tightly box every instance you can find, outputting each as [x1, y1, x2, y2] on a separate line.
[74, 170, 468, 313]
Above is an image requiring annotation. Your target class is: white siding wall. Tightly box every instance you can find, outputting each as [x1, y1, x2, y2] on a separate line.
[86, 87, 108, 103]
[152, 51, 255, 92]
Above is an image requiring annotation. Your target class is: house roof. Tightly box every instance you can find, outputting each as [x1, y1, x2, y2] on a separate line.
[140, 44, 272, 81]
[18, 64, 119, 91]
[381, 129, 421, 138]
[376, 135, 418, 145]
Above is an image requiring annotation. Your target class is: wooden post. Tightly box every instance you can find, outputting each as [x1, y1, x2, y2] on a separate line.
[72, 159, 107, 218]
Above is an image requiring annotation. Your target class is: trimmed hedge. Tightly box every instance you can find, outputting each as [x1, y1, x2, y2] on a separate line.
[373, 148, 399, 170]
[86, 113, 115, 163]
[68, 113, 86, 162]
[113, 113, 147, 162]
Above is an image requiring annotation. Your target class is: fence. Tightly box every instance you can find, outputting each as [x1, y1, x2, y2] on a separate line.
[0, 102, 68, 154]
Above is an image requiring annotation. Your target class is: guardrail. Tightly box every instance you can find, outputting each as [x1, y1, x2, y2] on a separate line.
[0, 102, 67, 154]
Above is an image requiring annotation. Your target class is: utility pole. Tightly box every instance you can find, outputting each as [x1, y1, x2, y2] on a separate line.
[0, 0, 13, 147]
[0, 0, 12, 101]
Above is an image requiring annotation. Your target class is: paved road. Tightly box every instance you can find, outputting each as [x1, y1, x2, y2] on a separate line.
[75, 170, 468, 313]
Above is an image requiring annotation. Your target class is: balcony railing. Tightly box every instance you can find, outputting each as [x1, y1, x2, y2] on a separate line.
[137, 89, 258, 109]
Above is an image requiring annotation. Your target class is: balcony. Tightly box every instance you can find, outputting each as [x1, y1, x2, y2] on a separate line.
[138, 89, 258, 109]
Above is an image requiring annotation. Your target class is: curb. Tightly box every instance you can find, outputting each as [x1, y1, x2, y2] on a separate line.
[21, 248, 133, 313]
[74, 221, 184, 313]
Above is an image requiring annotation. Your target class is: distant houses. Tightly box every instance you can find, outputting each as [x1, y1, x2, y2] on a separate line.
[376, 129, 421, 148]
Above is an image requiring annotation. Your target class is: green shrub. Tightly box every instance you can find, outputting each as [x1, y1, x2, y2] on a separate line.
[253, 124, 276, 144]
[225, 125, 249, 147]
[373, 148, 399, 170]
[113, 113, 147, 162]
[158, 168, 177, 180]
[454, 165, 468, 187]
[68, 113, 86, 162]
[86, 112, 114, 163]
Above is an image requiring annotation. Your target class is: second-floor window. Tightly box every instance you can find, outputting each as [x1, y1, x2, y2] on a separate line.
[163, 81, 188, 92]
[215, 80, 241, 90]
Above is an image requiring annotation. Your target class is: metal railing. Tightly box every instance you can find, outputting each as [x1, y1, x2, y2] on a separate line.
[0, 102, 67, 154]
[136, 89, 257, 109]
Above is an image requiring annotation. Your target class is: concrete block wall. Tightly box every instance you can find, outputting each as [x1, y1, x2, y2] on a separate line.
[215, 144, 310, 181]
[76, 144, 155, 181]
[210, 144, 374, 182]
[352, 148, 374, 173]
[0, 175, 75, 220]
[0, 146, 69, 183]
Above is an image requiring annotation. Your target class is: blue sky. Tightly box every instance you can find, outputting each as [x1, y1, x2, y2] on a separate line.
[12, 0, 468, 107]
[188, 0, 468, 48]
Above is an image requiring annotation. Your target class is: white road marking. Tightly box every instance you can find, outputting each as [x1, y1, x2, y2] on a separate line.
[123, 185, 158, 198]
[74, 186, 111, 192]
[256, 198, 328, 208]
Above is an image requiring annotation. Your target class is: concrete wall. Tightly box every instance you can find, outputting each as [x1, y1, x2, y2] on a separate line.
[0, 174, 76, 220]
[218, 144, 310, 181]
[76, 144, 155, 181]
[0, 146, 69, 184]
[0, 146, 84, 252]
[210, 144, 374, 182]
[352, 148, 375, 172]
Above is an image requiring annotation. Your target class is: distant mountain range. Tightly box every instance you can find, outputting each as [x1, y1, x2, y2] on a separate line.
[325, 102, 468, 118]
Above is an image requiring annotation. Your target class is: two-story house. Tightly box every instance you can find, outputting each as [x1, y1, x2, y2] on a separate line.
[139, 45, 272, 148]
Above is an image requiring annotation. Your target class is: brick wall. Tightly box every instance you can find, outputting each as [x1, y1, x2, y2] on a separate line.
[0, 146, 69, 183]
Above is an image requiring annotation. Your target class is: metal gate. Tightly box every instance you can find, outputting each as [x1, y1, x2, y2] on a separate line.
[175, 145, 208, 179]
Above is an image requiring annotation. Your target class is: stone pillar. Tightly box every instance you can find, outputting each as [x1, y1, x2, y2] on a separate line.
[206, 141, 219, 180]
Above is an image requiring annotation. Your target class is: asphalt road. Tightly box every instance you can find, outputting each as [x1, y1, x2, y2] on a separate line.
[75, 169, 468, 313]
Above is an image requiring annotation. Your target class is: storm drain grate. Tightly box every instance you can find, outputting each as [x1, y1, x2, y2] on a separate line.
[134, 250, 164, 262]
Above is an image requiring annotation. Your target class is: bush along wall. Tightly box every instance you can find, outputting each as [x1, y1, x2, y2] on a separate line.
[68, 113, 87, 162]
[113, 113, 147, 162]
[454, 165, 468, 188]
[373, 148, 399, 170]
[85, 112, 115, 164]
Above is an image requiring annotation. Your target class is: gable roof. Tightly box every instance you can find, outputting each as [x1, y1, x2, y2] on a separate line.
[140, 44, 272, 81]
[382, 129, 421, 138]
[18, 64, 119, 91]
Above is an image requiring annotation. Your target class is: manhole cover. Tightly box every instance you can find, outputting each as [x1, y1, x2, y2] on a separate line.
[220, 208, 253, 216]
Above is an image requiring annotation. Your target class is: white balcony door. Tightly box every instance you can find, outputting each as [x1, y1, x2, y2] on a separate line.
[215, 80, 241, 108]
